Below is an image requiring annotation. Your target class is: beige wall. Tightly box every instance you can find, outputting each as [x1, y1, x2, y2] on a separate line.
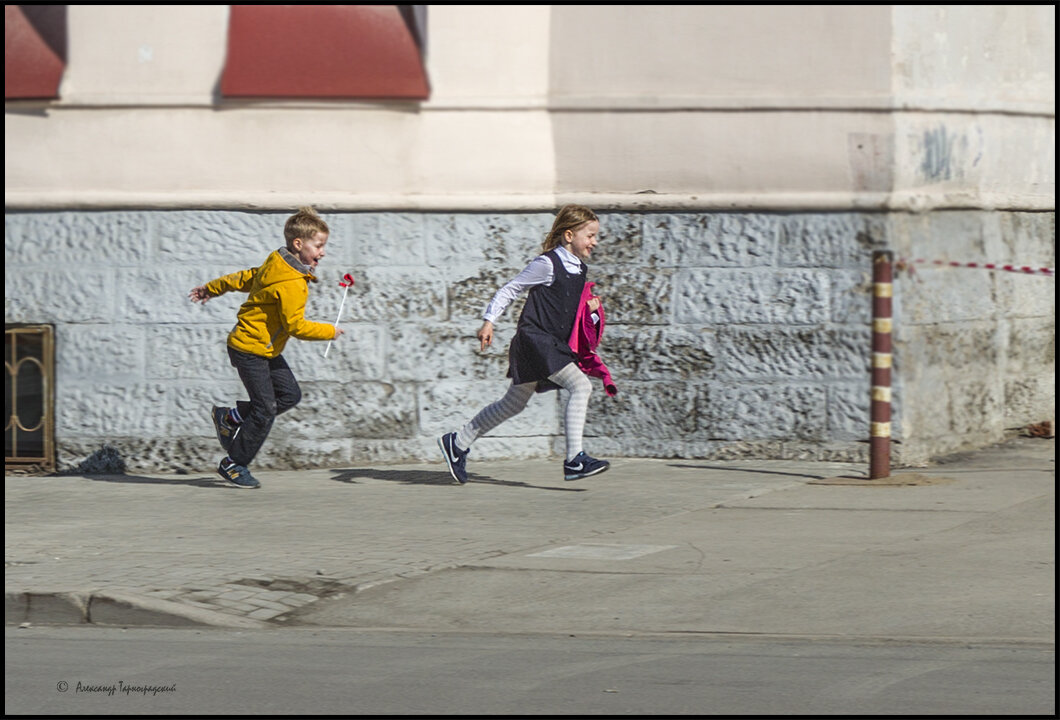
[548, 5, 894, 106]
[888, 5, 1055, 211]
[4, 5, 1054, 211]
[548, 4, 1053, 211]
[891, 5, 1054, 114]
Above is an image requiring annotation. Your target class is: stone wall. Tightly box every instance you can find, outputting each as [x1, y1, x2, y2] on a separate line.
[889, 211, 1055, 463]
[4, 209, 1053, 472]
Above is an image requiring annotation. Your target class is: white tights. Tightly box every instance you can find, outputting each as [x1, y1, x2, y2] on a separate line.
[455, 362, 592, 461]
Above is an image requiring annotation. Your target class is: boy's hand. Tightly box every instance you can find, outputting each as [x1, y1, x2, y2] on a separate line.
[333, 326, 345, 340]
[189, 286, 212, 304]
[477, 321, 494, 351]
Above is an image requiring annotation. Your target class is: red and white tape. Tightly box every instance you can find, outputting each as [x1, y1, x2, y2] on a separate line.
[897, 258, 1054, 277]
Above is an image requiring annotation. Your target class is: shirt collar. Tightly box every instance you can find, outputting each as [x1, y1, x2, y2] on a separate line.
[555, 244, 585, 269]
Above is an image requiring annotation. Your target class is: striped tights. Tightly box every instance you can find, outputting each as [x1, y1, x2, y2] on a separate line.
[455, 362, 592, 461]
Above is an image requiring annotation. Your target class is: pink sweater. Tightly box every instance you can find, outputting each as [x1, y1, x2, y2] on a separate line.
[568, 281, 617, 396]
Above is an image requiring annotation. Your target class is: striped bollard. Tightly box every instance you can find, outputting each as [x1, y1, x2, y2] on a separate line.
[870, 251, 893, 479]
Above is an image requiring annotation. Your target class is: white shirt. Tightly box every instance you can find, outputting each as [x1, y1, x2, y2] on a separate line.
[482, 245, 585, 324]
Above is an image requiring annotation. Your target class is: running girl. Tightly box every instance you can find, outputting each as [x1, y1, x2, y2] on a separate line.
[439, 205, 612, 483]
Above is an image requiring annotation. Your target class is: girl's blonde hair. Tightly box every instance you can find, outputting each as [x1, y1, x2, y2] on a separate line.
[541, 204, 599, 253]
[284, 206, 330, 248]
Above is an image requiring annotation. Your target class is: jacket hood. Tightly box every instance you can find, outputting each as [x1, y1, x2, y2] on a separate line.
[256, 248, 318, 288]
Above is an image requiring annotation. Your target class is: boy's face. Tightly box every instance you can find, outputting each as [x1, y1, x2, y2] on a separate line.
[292, 231, 328, 270]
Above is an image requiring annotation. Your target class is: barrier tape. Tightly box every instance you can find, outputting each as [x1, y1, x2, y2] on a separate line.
[897, 257, 1054, 277]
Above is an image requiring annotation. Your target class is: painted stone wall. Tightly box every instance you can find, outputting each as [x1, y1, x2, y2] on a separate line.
[4, 209, 1053, 472]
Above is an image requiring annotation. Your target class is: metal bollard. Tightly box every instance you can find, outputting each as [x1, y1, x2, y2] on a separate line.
[870, 251, 893, 479]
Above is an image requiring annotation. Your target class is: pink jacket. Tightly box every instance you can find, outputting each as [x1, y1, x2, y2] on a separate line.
[568, 281, 617, 396]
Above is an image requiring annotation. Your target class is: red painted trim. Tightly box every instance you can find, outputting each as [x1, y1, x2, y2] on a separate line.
[221, 5, 429, 99]
[5, 5, 66, 100]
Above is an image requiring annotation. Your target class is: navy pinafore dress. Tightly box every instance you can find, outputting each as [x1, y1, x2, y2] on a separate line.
[506, 248, 587, 392]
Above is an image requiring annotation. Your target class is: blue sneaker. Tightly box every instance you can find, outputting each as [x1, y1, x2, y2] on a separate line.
[563, 451, 610, 481]
[438, 432, 469, 484]
[211, 406, 238, 450]
[217, 457, 260, 489]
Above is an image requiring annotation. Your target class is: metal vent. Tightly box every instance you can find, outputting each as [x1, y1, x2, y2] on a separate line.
[5, 324, 55, 473]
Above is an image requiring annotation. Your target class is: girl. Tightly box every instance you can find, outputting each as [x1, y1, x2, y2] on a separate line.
[439, 205, 612, 483]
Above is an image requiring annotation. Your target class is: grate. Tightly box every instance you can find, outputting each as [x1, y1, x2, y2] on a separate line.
[5, 324, 55, 473]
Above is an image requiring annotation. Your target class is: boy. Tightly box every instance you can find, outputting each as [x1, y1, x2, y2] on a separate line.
[188, 207, 343, 488]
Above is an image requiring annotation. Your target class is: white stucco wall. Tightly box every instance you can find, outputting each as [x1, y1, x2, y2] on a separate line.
[5, 5, 1053, 211]
[546, 4, 1053, 211]
[6, 5, 559, 210]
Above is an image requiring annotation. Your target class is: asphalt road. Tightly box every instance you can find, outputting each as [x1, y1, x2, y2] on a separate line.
[5, 626, 1054, 715]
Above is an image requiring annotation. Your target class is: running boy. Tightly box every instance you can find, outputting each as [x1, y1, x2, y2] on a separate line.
[188, 206, 343, 488]
[439, 204, 612, 483]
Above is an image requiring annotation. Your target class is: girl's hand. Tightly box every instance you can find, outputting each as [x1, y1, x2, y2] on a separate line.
[477, 321, 494, 351]
[587, 296, 601, 312]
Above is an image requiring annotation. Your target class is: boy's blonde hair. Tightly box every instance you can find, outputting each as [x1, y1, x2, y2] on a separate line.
[284, 206, 329, 249]
[541, 204, 599, 253]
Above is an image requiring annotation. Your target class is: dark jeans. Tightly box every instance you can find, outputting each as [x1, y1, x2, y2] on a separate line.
[226, 347, 302, 467]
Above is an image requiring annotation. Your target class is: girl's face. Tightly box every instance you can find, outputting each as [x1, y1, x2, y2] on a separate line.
[292, 231, 328, 270]
[564, 220, 600, 261]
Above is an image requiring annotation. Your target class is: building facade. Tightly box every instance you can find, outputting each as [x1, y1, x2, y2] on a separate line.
[5, 5, 1054, 472]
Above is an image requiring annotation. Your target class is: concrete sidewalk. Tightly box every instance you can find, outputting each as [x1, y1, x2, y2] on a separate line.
[5, 437, 1055, 644]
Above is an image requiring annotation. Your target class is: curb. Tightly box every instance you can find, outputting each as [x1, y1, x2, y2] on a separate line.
[5, 591, 269, 629]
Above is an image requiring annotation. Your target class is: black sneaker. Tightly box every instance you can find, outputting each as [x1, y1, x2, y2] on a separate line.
[211, 406, 238, 450]
[563, 451, 610, 481]
[217, 457, 260, 489]
[438, 432, 469, 484]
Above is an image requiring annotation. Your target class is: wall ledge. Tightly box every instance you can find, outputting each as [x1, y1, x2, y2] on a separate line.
[5, 190, 1055, 213]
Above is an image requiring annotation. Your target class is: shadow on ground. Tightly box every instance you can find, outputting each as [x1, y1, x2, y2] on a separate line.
[329, 468, 586, 492]
[47, 473, 226, 488]
[667, 463, 829, 481]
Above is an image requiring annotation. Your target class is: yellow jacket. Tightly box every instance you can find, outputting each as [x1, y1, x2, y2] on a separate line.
[205, 249, 335, 358]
